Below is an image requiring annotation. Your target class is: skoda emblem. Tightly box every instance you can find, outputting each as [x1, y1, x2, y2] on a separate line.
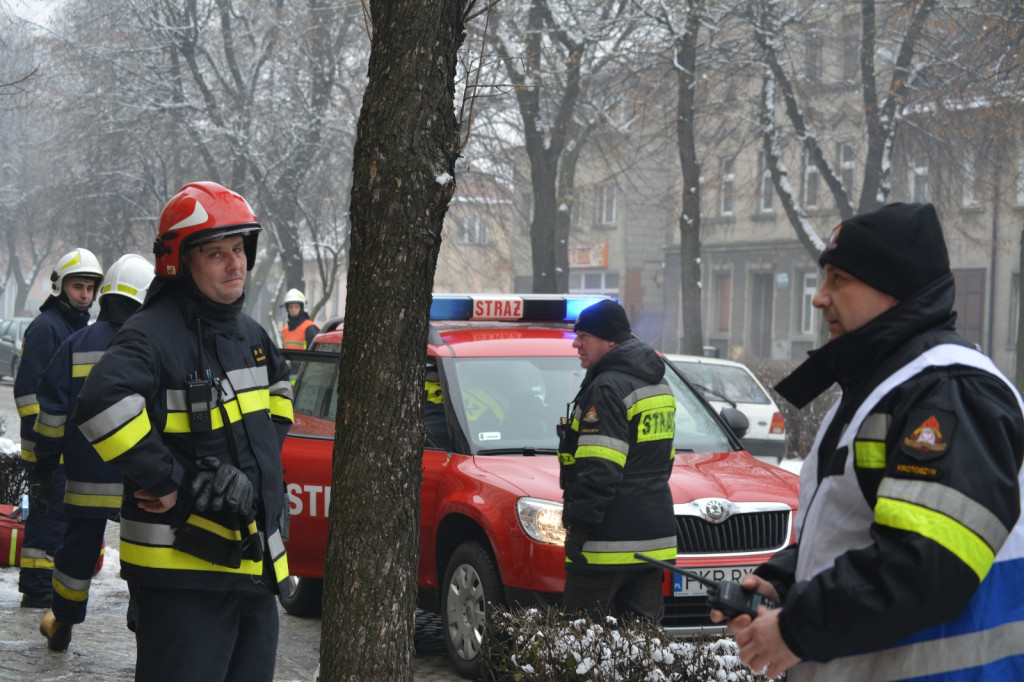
[703, 499, 728, 522]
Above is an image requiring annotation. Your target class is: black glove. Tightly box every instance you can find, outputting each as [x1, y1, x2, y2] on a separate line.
[29, 464, 56, 516]
[564, 526, 590, 565]
[190, 456, 254, 514]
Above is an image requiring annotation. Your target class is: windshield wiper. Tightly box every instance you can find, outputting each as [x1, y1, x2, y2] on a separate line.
[690, 382, 736, 408]
[476, 447, 559, 456]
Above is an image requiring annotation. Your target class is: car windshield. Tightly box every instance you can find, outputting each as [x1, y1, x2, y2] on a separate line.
[672, 362, 769, 405]
[446, 356, 734, 455]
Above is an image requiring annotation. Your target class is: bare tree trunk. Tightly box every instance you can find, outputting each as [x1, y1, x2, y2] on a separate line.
[319, 1, 464, 679]
[675, 3, 704, 356]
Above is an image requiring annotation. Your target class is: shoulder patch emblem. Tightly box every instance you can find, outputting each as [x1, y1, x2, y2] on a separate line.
[583, 406, 599, 424]
[903, 415, 947, 453]
[251, 344, 267, 366]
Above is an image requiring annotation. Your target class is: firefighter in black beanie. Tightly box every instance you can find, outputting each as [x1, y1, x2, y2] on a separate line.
[558, 299, 677, 620]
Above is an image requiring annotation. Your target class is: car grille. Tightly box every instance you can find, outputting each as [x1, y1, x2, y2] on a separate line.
[663, 595, 716, 628]
[676, 509, 790, 554]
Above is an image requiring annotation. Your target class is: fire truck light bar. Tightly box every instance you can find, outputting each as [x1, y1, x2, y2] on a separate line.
[429, 294, 614, 322]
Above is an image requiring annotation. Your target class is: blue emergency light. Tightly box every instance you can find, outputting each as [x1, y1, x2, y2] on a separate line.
[429, 294, 614, 322]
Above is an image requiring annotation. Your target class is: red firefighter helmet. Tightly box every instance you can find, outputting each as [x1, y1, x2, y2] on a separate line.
[153, 181, 261, 278]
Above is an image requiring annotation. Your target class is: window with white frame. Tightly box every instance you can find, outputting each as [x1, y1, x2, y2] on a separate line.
[803, 148, 820, 208]
[758, 151, 774, 213]
[569, 270, 619, 295]
[909, 158, 929, 203]
[720, 157, 735, 216]
[1010, 273, 1020, 345]
[599, 184, 617, 226]
[457, 216, 489, 245]
[800, 272, 818, 334]
[714, 272, 731, 333]
[805, 30, 823, 83]
[962, 149, 980, 208]
[1016, 151, 1024, 206]
[570, 192, 582, 228]
[839, 142, 855, 198]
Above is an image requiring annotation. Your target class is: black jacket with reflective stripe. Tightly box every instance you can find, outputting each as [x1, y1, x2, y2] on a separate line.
[560, 338, 676, 571]
[73, 279, 294, 593]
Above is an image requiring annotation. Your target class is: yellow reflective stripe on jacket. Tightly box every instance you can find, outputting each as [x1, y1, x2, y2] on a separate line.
[33, 410, 66, 439]
[183, 513, 245, 542]
[78, 393, 147, 443]
[120, 541, 264, 575]
[855, 440, 887, 469]
[65, 481, 123, 508]
[875, 497, 994, 581]
[92, 411, 151, 462]
[71, 350, 103, 379]
[269, 394, 294, 422]
[576, 434, 629, 468]
[570, 536, 677, 565]
[15, 393, 39, 418]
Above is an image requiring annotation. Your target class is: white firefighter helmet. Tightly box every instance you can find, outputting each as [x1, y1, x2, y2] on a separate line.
[99, 254, 155, 306]
[50, 248, 104, 297]
[282, 288, 307, 307]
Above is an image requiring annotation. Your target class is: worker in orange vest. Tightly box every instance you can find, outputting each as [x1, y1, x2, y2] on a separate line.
[280, 289, 319, 350]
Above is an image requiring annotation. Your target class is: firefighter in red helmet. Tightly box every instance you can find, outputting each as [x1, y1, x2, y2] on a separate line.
[72, 182, 294, 681]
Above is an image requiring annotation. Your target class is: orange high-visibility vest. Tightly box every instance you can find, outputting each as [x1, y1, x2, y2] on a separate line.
[281, 319, 316, 350]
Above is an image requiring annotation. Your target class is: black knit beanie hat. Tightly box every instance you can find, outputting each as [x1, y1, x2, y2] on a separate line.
[574, 299, 632, 343]
[818, 202, 950, 300]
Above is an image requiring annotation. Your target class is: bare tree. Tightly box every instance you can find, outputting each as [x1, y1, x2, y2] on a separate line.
[319, 0, 469, 678]
[488, 0, 633, 293]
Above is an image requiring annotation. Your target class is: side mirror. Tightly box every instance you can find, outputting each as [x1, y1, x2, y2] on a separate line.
[720, 407, 749, 440]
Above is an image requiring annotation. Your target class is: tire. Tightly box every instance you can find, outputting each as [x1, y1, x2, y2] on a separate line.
[278, 576, 323, 617]
[441, 541, 503, 679]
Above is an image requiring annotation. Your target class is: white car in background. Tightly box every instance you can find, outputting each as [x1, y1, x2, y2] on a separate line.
[665, 354, 787, 463]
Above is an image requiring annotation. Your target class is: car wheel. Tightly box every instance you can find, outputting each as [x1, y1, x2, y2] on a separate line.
[278, 576, 323, 617]
[441, 541, 503, 679]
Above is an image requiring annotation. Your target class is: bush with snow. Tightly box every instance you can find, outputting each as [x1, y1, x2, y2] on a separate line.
[482, 606, 778, 681]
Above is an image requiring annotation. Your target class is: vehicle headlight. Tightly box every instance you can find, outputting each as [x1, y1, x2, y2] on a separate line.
[516, 497, 566, 545]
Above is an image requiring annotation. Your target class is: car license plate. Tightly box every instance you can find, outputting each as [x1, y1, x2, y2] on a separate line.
[672, 565, 755, 597]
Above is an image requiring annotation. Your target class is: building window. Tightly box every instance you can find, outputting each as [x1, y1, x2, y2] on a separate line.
[714, 272, 731, 333]
[599, 184, 617, 226]
[1016, 151, 1024, 206]
[803, 148, 820, 208]
[569, 270, 619, 295]
[962, 149, 980, 208]
[839, 142, 855, 198]
[1010, 273, 1020, 345]
[720, 157, 735, 216]
[521, 191, 533, 230]
[842, 16, 859, 81]
[800, 272, 818, 334]
[758, 151, 774, 213]
[456, 216, 489, 245]
[805, 30, 823, 83]
[909, 158, 929, 203]
[570, 192, 582, 228]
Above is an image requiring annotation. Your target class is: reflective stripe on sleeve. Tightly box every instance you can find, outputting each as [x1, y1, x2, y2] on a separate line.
[576, 434, 629, 467]
[33, 410, 66, 439]
[15, 393, 39, 418]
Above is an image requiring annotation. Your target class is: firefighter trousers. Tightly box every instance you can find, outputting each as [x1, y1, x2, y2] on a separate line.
[19, 467, 67, 597]
[51, 515, 107, 624]
[128, 581, 279, 682]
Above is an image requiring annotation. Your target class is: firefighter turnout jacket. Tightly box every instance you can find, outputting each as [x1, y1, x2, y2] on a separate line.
[72, 279, 294, 595]
[767, 275, 1024, 681]
[558, 337, 677, 569]
[33, 308, 132, 519]
[14, 299, 90, 464]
